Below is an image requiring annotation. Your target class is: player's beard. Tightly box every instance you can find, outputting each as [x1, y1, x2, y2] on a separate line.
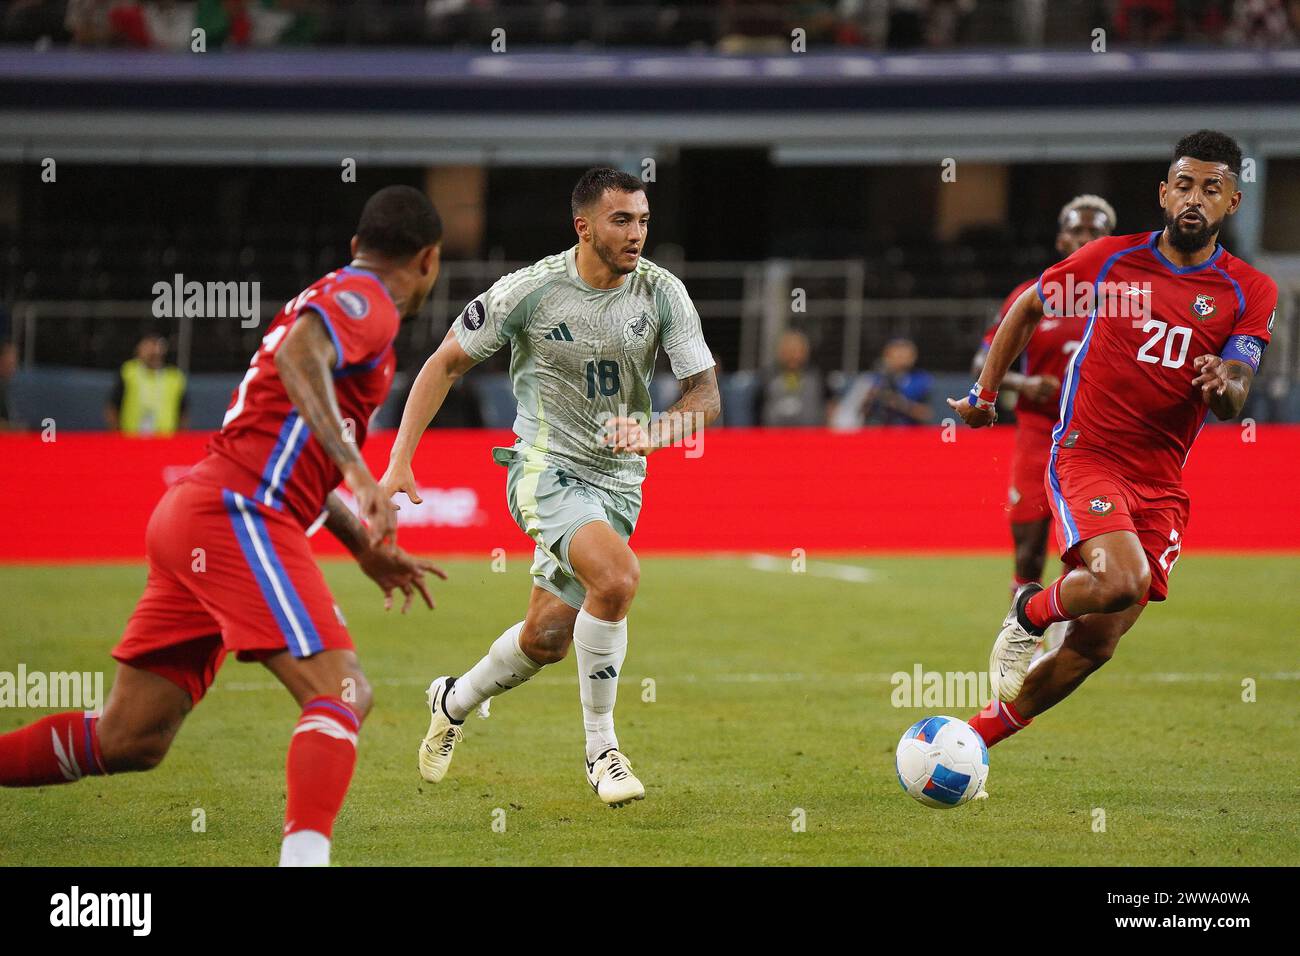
[592, 232, 638, 276]
[1163, 207, 1220, 254]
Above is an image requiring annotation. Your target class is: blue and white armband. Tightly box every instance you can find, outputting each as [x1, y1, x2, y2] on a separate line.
[1221, 335, 1266, 372]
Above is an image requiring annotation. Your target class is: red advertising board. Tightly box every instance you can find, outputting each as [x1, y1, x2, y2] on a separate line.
[1, 426, 1297, 562]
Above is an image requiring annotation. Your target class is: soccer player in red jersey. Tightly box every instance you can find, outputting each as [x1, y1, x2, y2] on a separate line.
[950, 131, 1277, 751]
[0, 186, 447, 866]
[972, 195, 1116, 598]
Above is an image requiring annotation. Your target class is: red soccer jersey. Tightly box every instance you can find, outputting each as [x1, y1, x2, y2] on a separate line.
[188, 267, 400, 528]
[982, 277, 1088, 421]
[1039, 231, 1276, 487]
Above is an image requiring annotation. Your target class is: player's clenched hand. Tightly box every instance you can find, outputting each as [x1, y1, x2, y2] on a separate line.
[945, 395, 997, 428]
[601, 416, 654, 456]
[357, 543, 447, 613]
[1191, 354, 1231, 401]
[379, 460, 423, 508]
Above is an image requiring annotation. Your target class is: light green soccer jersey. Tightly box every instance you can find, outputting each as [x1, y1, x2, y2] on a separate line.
[452, 246, 714, 493]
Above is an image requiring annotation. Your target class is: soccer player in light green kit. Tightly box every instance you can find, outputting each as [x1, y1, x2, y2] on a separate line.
[380, 168, 720, 806]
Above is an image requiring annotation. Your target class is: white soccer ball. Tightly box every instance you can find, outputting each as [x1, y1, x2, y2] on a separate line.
[895, 715, 989, 809]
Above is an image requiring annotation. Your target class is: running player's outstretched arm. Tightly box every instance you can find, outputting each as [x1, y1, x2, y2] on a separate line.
[275, 312, 393, 545]
[381, 329, 479, 503]
[949, 285, 1045, 427]
[971, 334, 1052, 400]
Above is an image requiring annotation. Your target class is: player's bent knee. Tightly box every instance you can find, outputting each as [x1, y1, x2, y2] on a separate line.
[343, 670, 374, 719]
[1098, 568, 1151, 612]
[588, 562, 639, 610]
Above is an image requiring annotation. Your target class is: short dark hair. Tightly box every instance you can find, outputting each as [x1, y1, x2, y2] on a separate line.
[1172, 130, 1243, 179]
[571, 166, 645, 219]
[356, 185, 442, 258]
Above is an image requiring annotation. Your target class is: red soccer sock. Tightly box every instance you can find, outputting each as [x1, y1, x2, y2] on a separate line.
[0, 711, 108, 787]
[1025, 576, 1075, 631]
[968, 699, 1032, 748]
[283, 697, 361, 840]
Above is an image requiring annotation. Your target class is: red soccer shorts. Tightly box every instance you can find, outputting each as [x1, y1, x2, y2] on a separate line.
[112, 479, 352, 703]
[1007, 413, 1054, 525]
[1044, 452, 1190, 603]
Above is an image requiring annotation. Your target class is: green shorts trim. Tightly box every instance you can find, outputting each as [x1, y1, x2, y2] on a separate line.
[495, 444, 641, 609]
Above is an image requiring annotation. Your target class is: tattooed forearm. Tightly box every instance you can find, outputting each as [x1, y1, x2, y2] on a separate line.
[323, 492, 370, 557]
[653, 367, 721, 449]
[1208, 360, 1253, 421]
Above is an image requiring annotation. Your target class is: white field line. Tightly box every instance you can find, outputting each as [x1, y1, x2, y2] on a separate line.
[216, 671, 1300, 693]
[746, 553, 877, 583]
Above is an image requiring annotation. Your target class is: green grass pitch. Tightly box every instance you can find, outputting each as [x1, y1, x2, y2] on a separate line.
[1, 554, 1296, 866]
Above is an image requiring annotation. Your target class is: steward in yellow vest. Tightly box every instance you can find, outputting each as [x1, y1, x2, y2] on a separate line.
[107, 335, 188, 436]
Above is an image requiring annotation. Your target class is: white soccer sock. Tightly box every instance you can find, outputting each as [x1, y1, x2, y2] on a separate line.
[445, 622, 540, 721]
[279, 829, 330, 867]
[573, 608, 628, 762]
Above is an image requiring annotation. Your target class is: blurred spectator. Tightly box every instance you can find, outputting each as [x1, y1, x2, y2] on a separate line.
[25, 0, 1293, 48]
[923, 0, 975, 46]
[63, 0, 316, 48]
[1114, 0, 1178, 44]
[879, 0, 975, 49]
[830, 337, 932, 427]
[760, 329, 828, 427]
[106, 332, 188, 436]
[1228, 0, 1298, 45]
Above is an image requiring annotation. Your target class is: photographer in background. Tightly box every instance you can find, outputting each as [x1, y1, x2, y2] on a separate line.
[830, 337, 933, 427]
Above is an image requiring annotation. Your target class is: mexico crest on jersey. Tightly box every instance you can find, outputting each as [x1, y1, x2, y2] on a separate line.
[1190, 293, 1216, 320]
[1088, 496, 1114, 516]
[624, 311, 652, 345]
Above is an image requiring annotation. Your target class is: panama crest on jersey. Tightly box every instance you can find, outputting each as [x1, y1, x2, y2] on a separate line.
[1088, 496, 1114, 516]
[1190, 293, 1216, 320]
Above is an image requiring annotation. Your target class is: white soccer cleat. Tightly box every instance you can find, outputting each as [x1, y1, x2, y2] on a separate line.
[418, 676, 464, 784]
[585, 749, 645, 808]
[990, 584, 1044, 703]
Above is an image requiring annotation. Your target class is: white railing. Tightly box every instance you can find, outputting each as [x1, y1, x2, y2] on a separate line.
[12, 259, 1300, 386]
